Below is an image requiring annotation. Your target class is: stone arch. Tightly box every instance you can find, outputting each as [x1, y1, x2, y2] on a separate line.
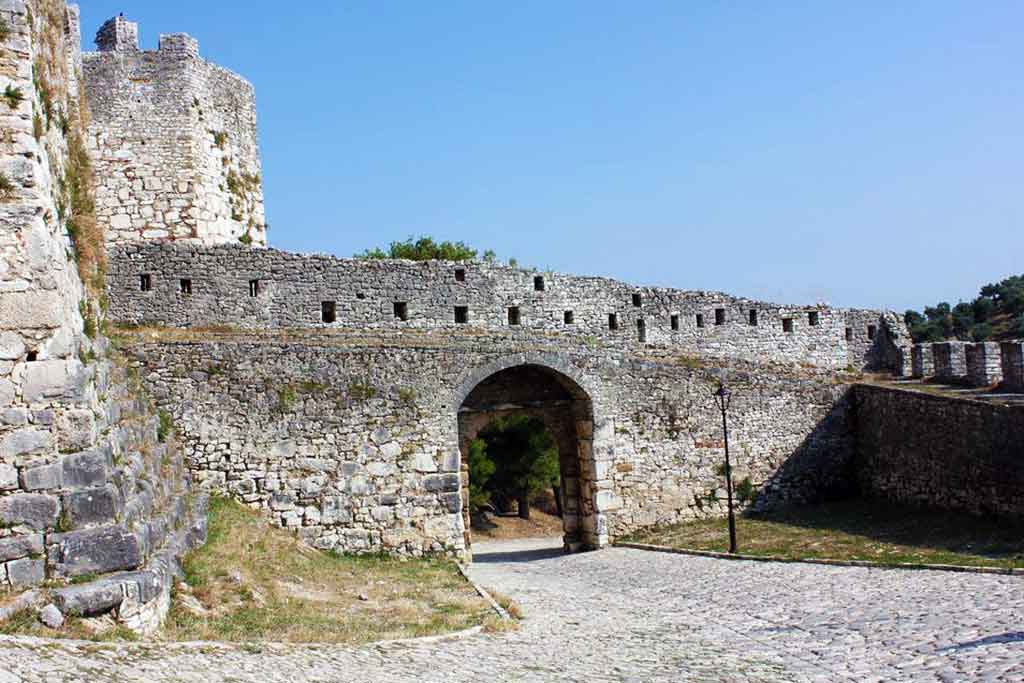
[452, 353, 609, 555]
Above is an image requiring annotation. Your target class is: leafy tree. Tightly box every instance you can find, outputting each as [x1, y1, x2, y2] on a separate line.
[477, 414, 560, 520]
[904, 310, 925, 328]
[467, 438, 496, 512]
[906, 274, 1024, 343]
[356, 236, 479, 261]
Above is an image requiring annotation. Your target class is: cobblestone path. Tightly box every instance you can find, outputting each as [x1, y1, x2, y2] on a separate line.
[0, 537, 1021, 682]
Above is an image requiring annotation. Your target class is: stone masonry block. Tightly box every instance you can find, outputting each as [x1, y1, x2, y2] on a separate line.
[20, 360, 88, 404]
[62, 485, 123, 528]
[61, 447, 111, 489]
[6, 557, 45, 588]
[47, 525, 143, 578]
[0, 533, 44, 562]
[0, 291, 64, 331]
[0, 493, 59, 530]
[20, 461, 62, 491]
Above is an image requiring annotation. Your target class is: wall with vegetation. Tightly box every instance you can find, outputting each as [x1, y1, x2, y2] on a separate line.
[0, 1, 205, 635]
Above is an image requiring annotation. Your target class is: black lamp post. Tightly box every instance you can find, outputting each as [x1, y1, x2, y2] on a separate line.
[713, 382, 738, 554]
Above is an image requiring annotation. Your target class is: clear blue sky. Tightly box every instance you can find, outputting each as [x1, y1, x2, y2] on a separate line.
[80, 2, 1023, 312]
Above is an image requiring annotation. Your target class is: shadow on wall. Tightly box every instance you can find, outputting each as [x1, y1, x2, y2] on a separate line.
[754, 391, 859, 510]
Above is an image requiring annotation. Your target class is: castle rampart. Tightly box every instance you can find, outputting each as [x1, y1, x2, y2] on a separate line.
[82, 18, 266, 247]
[105, 242, 909, 373]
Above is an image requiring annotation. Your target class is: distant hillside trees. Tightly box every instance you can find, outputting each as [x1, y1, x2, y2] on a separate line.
[905, 274, 1024, 343]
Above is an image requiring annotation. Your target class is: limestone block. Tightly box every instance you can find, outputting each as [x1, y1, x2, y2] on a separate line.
[109, 214, 131, 231]
[20, 461, 62, 491]
[0, 378, 14, 407]
[411, 452, 437, 473]
[0, 534, 44, 563]
[62, 485, 123, 528]
[61, 447, 110, 489]
[20, 360, 88, 403]
[39, 604, 64, 629]
[0, 291, 64, 330]
[55, 409, 98, 452]
[0, 332, 25, 360]
[48, 525, 144, 578]
[52, 581, 124, 617]
[6, 557, 45, 588]
[0, 462, 18, 490]
[0, 427, 52, 458]
[0, 493, 59, 530]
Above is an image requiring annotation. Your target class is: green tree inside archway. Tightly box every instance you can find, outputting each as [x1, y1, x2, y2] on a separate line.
[468, 414, 560, 520]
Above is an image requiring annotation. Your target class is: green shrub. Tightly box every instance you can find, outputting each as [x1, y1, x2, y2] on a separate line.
[3, 84, 24, 109]
[157, 411, 173, 443]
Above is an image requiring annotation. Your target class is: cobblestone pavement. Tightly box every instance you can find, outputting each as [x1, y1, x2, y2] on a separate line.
[1, 537, 1022, 682]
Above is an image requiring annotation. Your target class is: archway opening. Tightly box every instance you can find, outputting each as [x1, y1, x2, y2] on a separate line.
[457, 364, 596, 553]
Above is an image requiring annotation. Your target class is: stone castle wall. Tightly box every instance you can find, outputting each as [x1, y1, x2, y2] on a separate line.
[124, 332, 855, 556]
[0, 1, 205, 633]
[82, 17, 266, 247]
[105, 242, 909, 373]
[853, 384, 1024, 519]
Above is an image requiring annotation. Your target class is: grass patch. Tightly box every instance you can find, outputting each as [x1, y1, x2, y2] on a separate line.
[161, 497, 490, 643]
[624, 499, 1024, 569]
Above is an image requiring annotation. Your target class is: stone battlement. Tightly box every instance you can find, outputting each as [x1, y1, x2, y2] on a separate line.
[105, 242, 909, 373]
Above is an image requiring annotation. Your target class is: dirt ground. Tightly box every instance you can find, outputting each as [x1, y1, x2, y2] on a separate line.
[471, 509, 564, 540]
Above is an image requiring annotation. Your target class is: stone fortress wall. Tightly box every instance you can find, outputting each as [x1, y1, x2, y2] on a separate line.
[0, 2, 205, 632]
[105, 242, 910, 374]
[82, 16, 266, 247]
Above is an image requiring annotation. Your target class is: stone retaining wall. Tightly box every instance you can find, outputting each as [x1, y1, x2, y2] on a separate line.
[853, 384, 1024, 519]
[965, 342, 1003, 387]
[1002, 343, 1024, 391]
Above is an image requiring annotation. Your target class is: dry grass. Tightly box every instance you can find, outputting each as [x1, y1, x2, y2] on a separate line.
[162, 497, 492, 644]
[624, 499, 1024, 569]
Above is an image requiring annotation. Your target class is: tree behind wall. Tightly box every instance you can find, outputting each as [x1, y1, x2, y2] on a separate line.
[474, 415, 560, 520]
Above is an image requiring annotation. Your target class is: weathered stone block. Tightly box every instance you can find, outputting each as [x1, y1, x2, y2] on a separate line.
[63, 485, 123, 528]
[20, 461, 62, 491]
[52, 581, 124, 617]
[423, 474, 460, 493]
[61, 447, 110, 489]
[0, 427, 52, 458]
[48, 525, 143, 578]
[0, 533, 44, 562]
[0, 493, 59, 530]
[20, 360, 88, 403]
[0, 462, 18, 491]
[0, 291, 64, 331]
[6, 557, 45, 588]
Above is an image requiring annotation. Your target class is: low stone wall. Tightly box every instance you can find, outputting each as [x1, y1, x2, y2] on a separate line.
[852, 384, 1024, 519]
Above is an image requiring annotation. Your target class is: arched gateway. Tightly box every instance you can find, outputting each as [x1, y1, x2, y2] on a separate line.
[452, 354, 608, 553]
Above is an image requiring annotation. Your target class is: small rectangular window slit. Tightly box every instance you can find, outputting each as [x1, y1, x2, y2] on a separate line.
[715, 308, 726, 325]
[608, 313, 619, 331]
[808, 311, 820, 327]
[248, 279, 260, 297]
[749, 309, 758, 326]
[321, 301, 336, 323]
[845, 327, 853, 341]
[534, 276, 545, 291]
[632, 293, 642, 307]
[508, 306, 521, 326]
[140, 274, 152, 292]
[454, 268, 466, 282]
[696, 314, 705, 328]
[179, 279, 192, 295]
[564, 311, 574, 325]
[867, 325, 877, 340]
[637, 319, 646, 342]
[393, 302, 408, 321]
[454, 306, 469, 324]
[671, 314, 680, 331]
[782, 318, 794, 333]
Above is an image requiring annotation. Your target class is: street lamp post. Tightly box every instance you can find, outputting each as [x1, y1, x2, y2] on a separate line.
[713, 382, 738, 554]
